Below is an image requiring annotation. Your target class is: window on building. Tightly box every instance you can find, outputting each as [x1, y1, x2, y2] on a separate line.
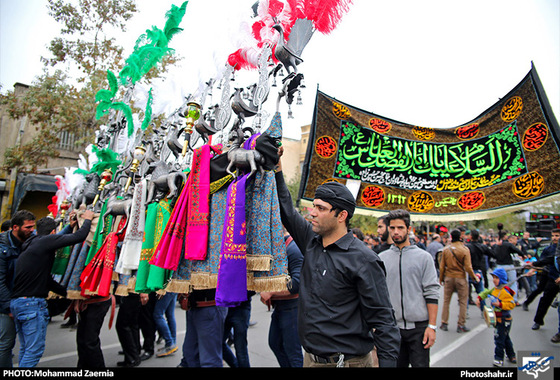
[57, 130, 83, 151]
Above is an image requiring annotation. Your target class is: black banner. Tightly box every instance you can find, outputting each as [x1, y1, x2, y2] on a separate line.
[299, 64, 560, 220]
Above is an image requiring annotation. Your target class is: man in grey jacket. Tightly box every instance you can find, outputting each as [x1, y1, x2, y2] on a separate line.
[379, 209, 440, 367]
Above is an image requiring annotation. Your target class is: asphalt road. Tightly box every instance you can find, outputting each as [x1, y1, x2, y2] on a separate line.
[10, 283, 560, 369]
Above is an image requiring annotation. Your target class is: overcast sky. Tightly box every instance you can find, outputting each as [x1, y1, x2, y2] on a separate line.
[1, 0, 558, 140]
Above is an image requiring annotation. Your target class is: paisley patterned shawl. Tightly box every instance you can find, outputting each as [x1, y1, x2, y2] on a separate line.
[247, 112, 290, 291]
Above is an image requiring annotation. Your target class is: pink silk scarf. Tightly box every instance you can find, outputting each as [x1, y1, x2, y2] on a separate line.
[184, 144, 216, 260]
[150, 144, 220, 270]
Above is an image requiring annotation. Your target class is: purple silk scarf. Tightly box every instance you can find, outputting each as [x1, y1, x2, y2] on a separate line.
[215, 173, 249, 307]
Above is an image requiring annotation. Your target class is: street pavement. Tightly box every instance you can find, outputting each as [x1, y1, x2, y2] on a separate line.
[12, 284, 560, 369]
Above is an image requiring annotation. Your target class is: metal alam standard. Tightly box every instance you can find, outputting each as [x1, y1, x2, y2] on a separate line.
[299, 63, 560, 221]
[46, 0, 354, 303]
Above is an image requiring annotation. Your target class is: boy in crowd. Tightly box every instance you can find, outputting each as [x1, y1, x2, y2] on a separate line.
[475, 268, 516, 367]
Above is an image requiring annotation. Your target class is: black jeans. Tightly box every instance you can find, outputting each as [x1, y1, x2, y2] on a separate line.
[525, 274, 548, 306]
[534, 279, 560, 325]
[116, 294, 141, 365]
[397, 322, 430, 368]
[139, 292, 157, 355]
[76, 299, 111, 368]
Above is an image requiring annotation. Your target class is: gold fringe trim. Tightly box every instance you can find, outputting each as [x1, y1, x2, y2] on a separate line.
[246, 255, 272, 272]
[159, 273, 290, 294]
[62, 275, 290, 298]
[189, 272, 218, 290]
[66, 290, 87, 300]
[81, 284, 114, 298]
[248, 274, 290, 293]
[165, 279, 191, 294]
[115, 278, 137, 296]
[114, 285, 130, 296]
[47, 291, 64, 300]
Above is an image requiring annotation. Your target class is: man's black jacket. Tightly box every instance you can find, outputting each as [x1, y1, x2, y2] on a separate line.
[12, 220, 91, 299]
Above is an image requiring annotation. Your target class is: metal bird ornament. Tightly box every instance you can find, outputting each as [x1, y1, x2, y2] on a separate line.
[272, 18, 314, 77]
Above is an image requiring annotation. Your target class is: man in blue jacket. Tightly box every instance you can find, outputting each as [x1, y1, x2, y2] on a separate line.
[0, 210, 36, 367]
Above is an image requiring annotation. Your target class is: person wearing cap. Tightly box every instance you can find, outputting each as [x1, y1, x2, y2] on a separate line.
[271, 150, 400, 367]
[475, 268, 517, 367]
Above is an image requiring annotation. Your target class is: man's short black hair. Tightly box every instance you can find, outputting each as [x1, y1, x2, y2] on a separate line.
[385, 209, 410, 228]
[11, 210, 36, 227]
[380, 215, 388, 226]
[1, 220, 11, 232]
[471, 229, 480, 241]
[36, 217, 57, 236]
[450, 229, 462, 242]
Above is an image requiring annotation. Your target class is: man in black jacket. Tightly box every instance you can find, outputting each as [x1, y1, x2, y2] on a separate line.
[527, 233, 560, 331]
[10, 210, 93, 367]
[272, 147, 400, 367]
[492, 234, 524, 303]
[0, 210, 35, 367]
[467, 230, 495, 308]
[523, 229, 560, 312]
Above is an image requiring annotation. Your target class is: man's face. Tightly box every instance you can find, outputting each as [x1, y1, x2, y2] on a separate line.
[388, 218, 410, 245]
[523, 232, 530, 240]
[309, 199, 339, 237]
[377, 220, 388, 241]
[12, 220, 35, 242]
[551, 232, 560, 244]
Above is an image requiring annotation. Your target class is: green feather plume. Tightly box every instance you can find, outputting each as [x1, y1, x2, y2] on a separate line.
[119, 1, 188, 86]
[95, 70, 135, 137]
[107, 70, 118, 96]
[164, 2, 188, 42]
[89, 145, 122, 178]
[73, 146, 122, 179]
[94, 3, 188, 138]
[141, 88, 153, 131]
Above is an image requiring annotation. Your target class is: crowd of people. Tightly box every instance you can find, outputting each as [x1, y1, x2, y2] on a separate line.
[353, 218, 559, 367]
[0, 154, 558, 368]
